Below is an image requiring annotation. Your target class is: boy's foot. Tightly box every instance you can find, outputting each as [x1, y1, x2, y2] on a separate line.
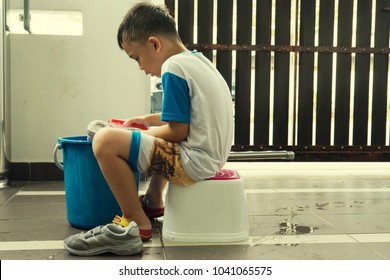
[63, 219, 143, 256]
[139, 195, 165, 218]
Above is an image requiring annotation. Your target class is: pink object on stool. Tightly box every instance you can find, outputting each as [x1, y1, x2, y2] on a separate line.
[208, 169, 241, 180]
[163, 169, 249, 242]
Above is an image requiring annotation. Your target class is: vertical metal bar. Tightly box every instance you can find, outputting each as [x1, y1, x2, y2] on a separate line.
[297, 0, 315, 145]
[292, 0, 299, 146]
[216, 0, 233, 89]
[371, 0, 390, 145]
[353, 0, 372, 145]
[23, 0, 31, 34]
[4, 0, 9, 31]
[164, 0, 175, 18]
[334, 0, 353, 145]
[197, 0, 213, 60]
[254, 0, 272, 145]
[177, 0, 194, 44]
[316, 0, 334, 145]
[273, 0, 291, 146]
[1, 0, 11, 187]
[234, 0, 252, 145]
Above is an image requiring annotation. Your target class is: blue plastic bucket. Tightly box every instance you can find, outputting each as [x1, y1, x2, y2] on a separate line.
[54, 136, 139, 229]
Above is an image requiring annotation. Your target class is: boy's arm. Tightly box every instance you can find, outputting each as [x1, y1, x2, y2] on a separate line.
[124, 113, 189, 143]
[144, 122, 189, 143]
[124, 113, 166, 127]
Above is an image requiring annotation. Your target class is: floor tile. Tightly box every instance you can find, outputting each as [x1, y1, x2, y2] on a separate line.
[0, 202, 67, 220]
[163, 243, 384, 260]
[0, 183, 25, 206]
[249, 214, 344, 236]
[360, 243, 390, 259]
[247, 194, 291, 216]
[0, 247, 165, 260]
[0, 219, 79, 242]
[163, 244, 251, 260]
[286, 199, 390, 215]
[20, 181, 65, 192]
[2, 163, 390, 260]
[243, 243, 385, 260]
[319, 214, 390, 234]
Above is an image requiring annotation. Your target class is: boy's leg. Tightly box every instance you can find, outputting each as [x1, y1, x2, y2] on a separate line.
[139, 137, 197, 217]
[141, 174, 167, 210]
[92, 127, 151, 232]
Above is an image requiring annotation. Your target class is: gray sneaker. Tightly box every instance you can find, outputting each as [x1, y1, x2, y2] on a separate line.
[63, 221, 143, 256]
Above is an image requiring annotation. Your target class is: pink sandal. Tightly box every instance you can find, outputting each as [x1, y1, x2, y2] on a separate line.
[139, 195, 165, 218]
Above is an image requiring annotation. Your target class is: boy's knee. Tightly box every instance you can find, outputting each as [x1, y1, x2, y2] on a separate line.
[92, 128, 113, 158]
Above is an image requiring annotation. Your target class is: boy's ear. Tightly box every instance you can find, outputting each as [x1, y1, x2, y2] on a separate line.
[148, 37, 161, 52]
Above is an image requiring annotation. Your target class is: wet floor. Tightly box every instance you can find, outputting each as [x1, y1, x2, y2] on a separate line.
[1, 162, 390, 260]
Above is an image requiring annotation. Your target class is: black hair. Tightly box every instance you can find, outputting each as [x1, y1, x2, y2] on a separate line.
[117, 2, 181, 49]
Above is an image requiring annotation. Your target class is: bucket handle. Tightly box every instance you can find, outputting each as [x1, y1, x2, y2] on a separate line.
[53, 143, 64, 171]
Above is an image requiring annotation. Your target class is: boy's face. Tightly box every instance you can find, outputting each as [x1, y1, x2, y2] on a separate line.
[122, 38, 164, 78]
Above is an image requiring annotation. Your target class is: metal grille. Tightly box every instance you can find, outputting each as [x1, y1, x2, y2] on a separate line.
[166, 0, 390, 160]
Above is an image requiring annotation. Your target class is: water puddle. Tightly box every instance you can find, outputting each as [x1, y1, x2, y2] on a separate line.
[316, 201, 365, 210]
[275, 222, 318, 235]
[271, 206, 320, 246]
[273, 222, 319, 247]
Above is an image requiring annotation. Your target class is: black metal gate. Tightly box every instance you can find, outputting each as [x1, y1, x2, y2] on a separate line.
[165, 0, 390, 160]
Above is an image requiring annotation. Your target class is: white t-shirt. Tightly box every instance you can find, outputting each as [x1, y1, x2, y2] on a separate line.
[161, 51, 233, 180]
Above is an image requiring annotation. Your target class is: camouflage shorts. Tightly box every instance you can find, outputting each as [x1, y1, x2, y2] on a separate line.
[136, 132, 197, 186]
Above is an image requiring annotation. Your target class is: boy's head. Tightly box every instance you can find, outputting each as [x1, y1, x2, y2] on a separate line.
[117, 2, 181, 48]
[117, 2, 185, 77]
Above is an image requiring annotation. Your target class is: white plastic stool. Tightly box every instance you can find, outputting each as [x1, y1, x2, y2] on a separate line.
[162, 169, 249, 242]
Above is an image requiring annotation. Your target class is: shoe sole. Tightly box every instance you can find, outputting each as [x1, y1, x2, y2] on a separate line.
[64, 239, 143, 256]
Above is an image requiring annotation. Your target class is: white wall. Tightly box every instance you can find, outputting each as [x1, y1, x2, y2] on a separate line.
[10, 0, 150, 162]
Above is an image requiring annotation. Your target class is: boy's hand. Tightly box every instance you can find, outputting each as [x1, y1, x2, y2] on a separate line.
[123, 117, 150, 128]
[108, 118, 148, 130]
[124, 113, 166, 128]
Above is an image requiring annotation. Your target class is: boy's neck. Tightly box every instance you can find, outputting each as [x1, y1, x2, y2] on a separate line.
[163, 38, 189, 58]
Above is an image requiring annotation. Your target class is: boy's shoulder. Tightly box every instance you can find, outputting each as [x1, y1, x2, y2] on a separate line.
[163, 52, 210, 72]
[166, 51, 199, 62]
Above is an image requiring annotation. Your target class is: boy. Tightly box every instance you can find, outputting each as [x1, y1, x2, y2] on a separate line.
[64, 2, 233, 256]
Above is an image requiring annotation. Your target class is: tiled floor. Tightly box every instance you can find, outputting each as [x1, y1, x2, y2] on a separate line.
[1, 162, 390, 260]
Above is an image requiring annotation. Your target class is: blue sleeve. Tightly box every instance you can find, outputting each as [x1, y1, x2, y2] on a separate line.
[161, 72, 191, 123]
